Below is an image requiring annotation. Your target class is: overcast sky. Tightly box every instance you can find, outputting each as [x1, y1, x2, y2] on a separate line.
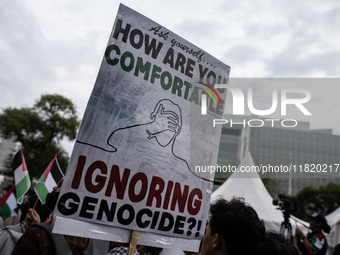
[1, 0, 339, 154]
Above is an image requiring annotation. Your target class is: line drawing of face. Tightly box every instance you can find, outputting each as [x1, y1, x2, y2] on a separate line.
[76, 98, 213, 182]
[146, 99, 182, 147]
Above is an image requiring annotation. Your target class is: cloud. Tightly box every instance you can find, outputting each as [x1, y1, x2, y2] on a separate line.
[0, 1, 108, 115]
[0, 1, 49, 107]
[1, 0, 339, 154]
[266, 50, 340, 77]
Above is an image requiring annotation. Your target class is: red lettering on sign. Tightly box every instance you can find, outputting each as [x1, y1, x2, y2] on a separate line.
[146, 176, 165, 207]
[129, 172, 148, 202]
[71, 155, 86, 189]
[170, 183, 189, 213]
[187, 188, 202, 215]
[105, 165, 130, 199]
[85, 161, 107, 193]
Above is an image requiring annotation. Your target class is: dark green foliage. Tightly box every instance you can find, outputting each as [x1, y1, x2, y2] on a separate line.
[0, 94, 80, 178]
[291, 183, 340, 221]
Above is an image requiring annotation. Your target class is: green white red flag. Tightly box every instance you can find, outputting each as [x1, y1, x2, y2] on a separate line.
[13, 149, 31, 204]
[0, 185, 17, 218]
[34, 156, 64, 204]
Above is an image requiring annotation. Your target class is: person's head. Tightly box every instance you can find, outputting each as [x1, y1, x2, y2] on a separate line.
[137, 245, 163, 255]
[2, 185, 13, 196]
[307, 212, 330, 233]
[258, 232, 298, 255]
[201, 197, 265, 255]
[148, 99, 182, 146]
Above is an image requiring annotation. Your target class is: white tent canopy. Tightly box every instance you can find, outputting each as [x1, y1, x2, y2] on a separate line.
[211, 151, 308, 234]
[325, 207, 340, 248]
[326, 207, 340, 227]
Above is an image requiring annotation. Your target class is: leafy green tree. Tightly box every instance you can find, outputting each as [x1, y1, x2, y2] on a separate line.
[291, 183, 340, 221]
[262, 178, 281, 199]
[0, 94, 80, 178]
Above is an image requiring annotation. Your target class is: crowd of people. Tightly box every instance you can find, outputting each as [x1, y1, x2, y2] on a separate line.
[0, 180, 337, 255]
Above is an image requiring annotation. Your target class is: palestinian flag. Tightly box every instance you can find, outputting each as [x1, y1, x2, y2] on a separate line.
[13, 149, 31, 204]
[0, 185, 17, 218]
[34, 156, 64, 204]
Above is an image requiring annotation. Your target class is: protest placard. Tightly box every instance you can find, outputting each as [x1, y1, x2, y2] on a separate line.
[53, 3, 230, 250]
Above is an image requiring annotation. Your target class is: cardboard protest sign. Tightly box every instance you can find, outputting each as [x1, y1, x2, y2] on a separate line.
[53, 3, 230, 246]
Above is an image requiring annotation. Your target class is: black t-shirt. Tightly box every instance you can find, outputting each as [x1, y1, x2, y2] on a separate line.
[300, 230, 328, 255]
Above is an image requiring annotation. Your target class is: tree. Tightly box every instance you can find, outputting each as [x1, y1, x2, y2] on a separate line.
[0, 94, 80, 178]
[291, 183, 340, 221]
[262, 178, 281, 199]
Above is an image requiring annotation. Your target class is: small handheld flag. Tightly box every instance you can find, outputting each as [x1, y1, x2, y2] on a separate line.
[34, 156, 64, 204]
[0, 185, 18, 218]
[13, 149, 31, 204]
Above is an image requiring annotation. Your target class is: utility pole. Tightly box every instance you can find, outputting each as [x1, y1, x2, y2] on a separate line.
[288, 151, 292, 196]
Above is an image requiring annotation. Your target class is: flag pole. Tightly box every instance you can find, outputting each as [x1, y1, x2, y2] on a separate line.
[127, 230, 140, 255]
[33, 183, 44, 210]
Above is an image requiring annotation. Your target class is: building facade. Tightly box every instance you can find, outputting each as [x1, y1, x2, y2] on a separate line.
[216, 115, 340, 195]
